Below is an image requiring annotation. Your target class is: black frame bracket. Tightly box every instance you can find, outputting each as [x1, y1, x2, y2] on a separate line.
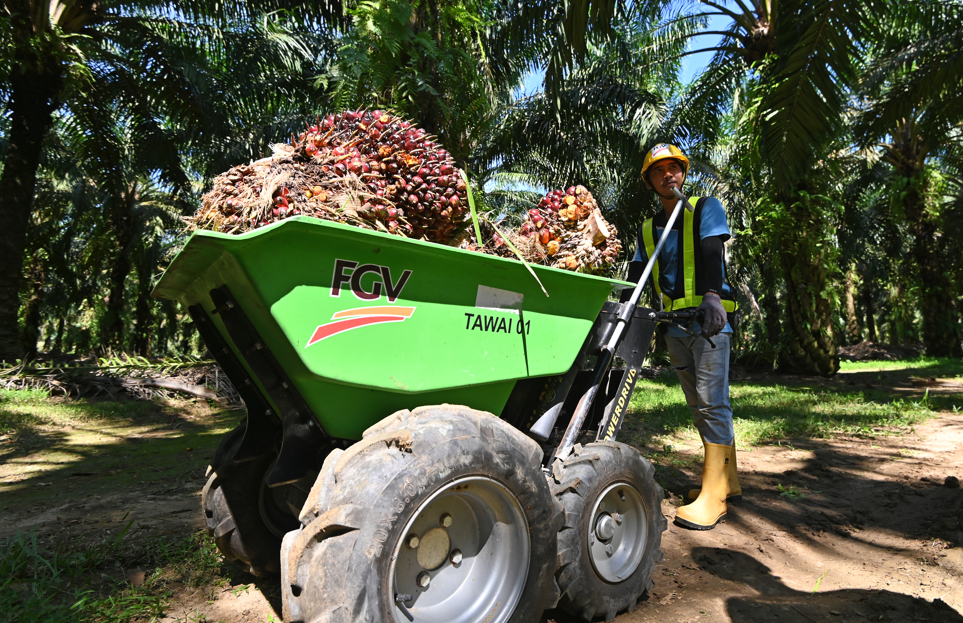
[209, 286, 332, 487]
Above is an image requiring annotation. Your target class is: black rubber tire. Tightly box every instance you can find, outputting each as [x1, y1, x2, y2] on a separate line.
[280, 405, 562, 623]
[201, 424, 291, 577]
[551, 442, 667, 622]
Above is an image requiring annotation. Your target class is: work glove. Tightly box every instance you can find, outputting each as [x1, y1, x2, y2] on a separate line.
[697, 293, 727, 338]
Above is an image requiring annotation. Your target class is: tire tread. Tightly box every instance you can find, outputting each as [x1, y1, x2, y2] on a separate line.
[552, 441, 666, 621]
[202, 424, 282, 576]
[282, 405, 558, 623]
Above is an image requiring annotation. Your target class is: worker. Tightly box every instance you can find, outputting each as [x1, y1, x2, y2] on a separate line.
[624, 143, 740, 531]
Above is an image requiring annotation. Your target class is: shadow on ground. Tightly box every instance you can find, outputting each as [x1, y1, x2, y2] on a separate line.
[0, 394, 240, 535]
[693, 547, 963, 622]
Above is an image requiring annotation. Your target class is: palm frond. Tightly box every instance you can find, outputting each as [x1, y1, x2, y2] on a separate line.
[760, 0, 884, 191]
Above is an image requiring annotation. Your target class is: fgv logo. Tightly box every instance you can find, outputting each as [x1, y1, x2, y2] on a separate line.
[331, 259, 412, 302]
[306, 258, 415, 347]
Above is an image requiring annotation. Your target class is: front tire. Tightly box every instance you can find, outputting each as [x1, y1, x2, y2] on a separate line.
[281, 405, 562, 623]
[201, 425, 307, 576]
[551, 442, 667, 621]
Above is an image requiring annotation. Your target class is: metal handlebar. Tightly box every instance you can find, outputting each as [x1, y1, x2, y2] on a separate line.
[553, 189, 695, 459]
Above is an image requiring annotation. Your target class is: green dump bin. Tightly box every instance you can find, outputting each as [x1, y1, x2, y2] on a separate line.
[153, 216, 629, 440]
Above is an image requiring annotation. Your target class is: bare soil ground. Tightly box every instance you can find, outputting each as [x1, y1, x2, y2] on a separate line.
[2, 367, 962, 623]
[566, 411, 963, 623]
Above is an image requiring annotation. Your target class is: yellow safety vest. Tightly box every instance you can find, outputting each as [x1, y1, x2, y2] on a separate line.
[641, 196, 738, 313]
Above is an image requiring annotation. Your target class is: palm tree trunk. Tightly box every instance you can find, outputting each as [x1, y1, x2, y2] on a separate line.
[904, 183, 962, 356]
[54, 316, 65, 354]
[860, 270, 877, 343]
[885, 120, 963, 355]
[133, 264, 153, 355]
[844, 268, 861, 345]
[101, 246, 132, 351]
[883, 283, 898, 344]
[101, 190, 138, 350]
[163, 300, 181, 355]
[20, 255, 46, 360]
[776, 197, 839, 377]
[781, 254, 838, 375]
[758, 262, 783, 356]
[0, 70, 62, 361]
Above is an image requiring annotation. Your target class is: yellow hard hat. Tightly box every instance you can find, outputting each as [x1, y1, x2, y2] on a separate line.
[641, 143, 689, 184]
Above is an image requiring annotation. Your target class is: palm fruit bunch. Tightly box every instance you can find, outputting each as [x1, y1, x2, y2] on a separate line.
[189, 110, 469, 244]
[499, 185, 622, 274]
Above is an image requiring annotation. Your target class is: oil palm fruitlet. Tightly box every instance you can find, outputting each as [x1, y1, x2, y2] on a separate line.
[190, 110, 470, 244]
[496, 185, 622, 274]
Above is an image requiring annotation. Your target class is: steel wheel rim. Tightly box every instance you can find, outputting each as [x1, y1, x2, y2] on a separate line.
[588, 481, 647, 583]
[389, 476, 530, 623]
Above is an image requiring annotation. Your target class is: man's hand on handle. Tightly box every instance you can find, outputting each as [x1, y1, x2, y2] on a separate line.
[697, 293, 727, 338]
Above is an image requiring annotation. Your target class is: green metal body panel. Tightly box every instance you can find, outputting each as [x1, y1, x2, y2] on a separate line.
[153, 216, 631, 439]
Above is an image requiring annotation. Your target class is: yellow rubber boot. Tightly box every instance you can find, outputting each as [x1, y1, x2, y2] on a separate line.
[675, 443, 731, 530]
[687, 444, 742, 502]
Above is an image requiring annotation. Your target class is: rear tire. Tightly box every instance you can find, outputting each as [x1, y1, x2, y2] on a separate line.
[202, 425, 306, 576]
[551, 442, 666, 622]
[281, 405, 562, 623]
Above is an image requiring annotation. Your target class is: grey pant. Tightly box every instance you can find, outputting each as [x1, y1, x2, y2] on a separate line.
[665, 333, 734, 445]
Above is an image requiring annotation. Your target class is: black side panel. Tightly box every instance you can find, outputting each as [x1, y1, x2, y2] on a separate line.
[590, 301, 620, 354]
[188, 304, 280, 462]
[209, 286, 332, 487]
[600, 307, 657, 441]
[615, 307, 657, 368]
[539, 302, 656, 440]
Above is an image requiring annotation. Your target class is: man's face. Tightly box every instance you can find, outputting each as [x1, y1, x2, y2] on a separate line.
[646, 159, 684, 196]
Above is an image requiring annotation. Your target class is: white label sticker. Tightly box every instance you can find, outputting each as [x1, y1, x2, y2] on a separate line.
[475, 285, 523, 314]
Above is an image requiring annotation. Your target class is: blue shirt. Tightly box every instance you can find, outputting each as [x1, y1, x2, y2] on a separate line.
[631, 197, 733, 336]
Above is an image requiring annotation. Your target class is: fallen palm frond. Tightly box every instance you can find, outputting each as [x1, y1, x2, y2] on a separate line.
[0, 356, 241, 406]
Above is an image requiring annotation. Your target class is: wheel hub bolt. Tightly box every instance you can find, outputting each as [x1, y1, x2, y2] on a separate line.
[417, 572, 431, 588]
[614, 512, 623, 525]
[605, 544, 614, 556]
[440, 513, 453, 527]
[449, 549, 463, 565]
[596, 514, 617, 541]
[406, 534, 420, 549]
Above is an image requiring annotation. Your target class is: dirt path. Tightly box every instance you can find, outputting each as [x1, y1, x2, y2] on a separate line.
[3, 395, 962, 622]
[558, 411, 963, 623]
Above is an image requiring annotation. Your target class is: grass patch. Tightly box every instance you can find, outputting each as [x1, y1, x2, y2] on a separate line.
[624, 365, 945, 448]
[0, 388, 165, 436]
[729, 384, 937, 443]
[777, 484, 805, 500]
[0, 528, 230, 623]
[0, 388, 237, 505]
[0, 389, 247, 621]
[839, 356, 963, 378]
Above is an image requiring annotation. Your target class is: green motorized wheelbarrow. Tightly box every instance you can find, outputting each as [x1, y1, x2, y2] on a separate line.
[153, 191, 699, 623]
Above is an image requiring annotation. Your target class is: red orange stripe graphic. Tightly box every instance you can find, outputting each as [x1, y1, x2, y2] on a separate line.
[306, 307, 416, 347]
